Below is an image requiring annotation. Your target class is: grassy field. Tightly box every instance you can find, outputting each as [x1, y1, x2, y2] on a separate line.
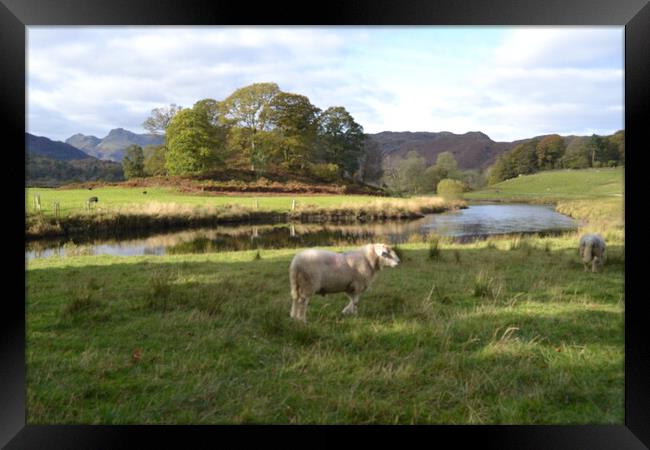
[25, 168, 625, 424]
[465, 167, 623, 203]
[25, 186, 378, 217]
[25, 186, 466, 240]
[26, 230, 624, 424]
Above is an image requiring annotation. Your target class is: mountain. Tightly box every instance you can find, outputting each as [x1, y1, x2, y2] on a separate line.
[368, 131, 521, 170]
[25, 133, 124, 186]
[66, 133, 102, 153]
[66, 128, 164, 162]
[26, 133, 94, 161]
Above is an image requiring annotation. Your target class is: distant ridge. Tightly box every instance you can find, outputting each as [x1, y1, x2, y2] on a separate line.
[368, 131, 520, 170]
[367, 130, 620, 171]
[25, 133, 124, 187]
[65, 128, 164, 162]
[26, 133, 94, 161]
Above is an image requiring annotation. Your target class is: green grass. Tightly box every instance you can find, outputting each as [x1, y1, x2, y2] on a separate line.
[466, 168, 623, 203]
[26, 186, 378, 217]
[26, 233, 624, 424]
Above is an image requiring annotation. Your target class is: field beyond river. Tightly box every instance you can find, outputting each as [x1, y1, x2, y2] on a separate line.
[25, 168, 625, 424]
[25, 187, 465, 240]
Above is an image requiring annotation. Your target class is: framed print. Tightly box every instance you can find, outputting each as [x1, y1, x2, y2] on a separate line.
[4, 0, 649, 448]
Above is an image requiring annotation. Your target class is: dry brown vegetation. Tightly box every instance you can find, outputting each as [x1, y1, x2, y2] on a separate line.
[60, 175, 387, 196]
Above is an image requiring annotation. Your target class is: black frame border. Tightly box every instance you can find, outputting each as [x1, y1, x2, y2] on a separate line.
[4, 0, 649, 448]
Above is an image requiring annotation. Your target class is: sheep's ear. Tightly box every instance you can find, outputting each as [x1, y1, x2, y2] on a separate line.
[374, 244, 384, 257]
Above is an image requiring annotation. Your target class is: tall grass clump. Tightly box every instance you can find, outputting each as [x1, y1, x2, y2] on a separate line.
[507, 235, 522, 251]
[61, 286, 100, 317]
[427, 234, 441, 260]
[146, 271, 173, 312]
[472, 270, 504, 302]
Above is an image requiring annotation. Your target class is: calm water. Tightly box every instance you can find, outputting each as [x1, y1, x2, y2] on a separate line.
[25, 204, 578, 260]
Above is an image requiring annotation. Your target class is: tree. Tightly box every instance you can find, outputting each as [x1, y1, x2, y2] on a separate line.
[223, 82, 281, 171]
[193, 99, 227, 127]
[142, 104, 183, 135]
[585, 134, 609, 167]
[356, 137, 384, 183]
[536, 135, 566, 169]
[165, 107, 226, 176]
[267, 92, 321, 169]
[608, 130, 624, 165]
[458, 169, 486, 191]
[509, 141, 538, 176]
[488, 153, 516, 184]
[122, 145, 145, 179]
[561, 136, 591, 169]
[382, 151, 428, 194]
[143, 144, 167, 176]
[317, 106, 365, 177]
[424, 164, 448, 192]
[435, 152, 460, 178]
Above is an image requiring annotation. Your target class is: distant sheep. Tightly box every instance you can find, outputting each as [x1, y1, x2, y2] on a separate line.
[87, 196, 99, 203]
[579, 233, 606, 272]
[289, 243, 400, 322]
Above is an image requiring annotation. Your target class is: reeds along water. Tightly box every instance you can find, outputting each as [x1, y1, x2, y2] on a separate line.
[25, 197, 467, 240]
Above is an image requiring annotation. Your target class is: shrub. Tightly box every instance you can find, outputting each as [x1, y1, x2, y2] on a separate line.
[309, 163, 340, 182]
[437, 178, 465, 197]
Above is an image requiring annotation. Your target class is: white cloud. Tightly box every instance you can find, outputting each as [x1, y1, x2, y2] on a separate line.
[27, 26, 623, 142]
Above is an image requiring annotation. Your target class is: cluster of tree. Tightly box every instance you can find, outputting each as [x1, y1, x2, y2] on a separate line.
[27, 155, 124, 187]
[124, 83, 384, 184]
[488, 131, 624, 184]
[382, 151, 486, 195]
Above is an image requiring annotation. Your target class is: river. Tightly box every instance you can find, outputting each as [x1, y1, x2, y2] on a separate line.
[25, 203, 578, 260]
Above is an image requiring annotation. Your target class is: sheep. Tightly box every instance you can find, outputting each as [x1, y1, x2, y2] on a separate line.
[579, 233, 606, 272]
[88, 196, 99, 203]
[289, 243, 400, 322]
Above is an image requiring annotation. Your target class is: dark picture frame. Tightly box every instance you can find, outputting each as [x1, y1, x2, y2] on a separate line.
[4, 0, 649, 448]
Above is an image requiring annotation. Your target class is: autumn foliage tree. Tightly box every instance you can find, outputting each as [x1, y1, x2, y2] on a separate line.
[536, 134, 565, 169]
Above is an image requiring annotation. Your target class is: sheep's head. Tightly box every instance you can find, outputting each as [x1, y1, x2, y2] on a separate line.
[373, 243, 400, 268]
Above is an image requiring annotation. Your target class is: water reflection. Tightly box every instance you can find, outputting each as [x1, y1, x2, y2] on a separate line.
[26, 204, 578, 260]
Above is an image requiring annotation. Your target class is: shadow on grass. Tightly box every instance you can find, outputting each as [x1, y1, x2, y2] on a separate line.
[25, 242, 624, 424]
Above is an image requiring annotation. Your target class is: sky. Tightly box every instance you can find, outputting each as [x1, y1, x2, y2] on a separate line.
[27, 26, 624, 143]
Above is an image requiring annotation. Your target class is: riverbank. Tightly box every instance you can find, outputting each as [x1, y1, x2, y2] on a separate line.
[26, 233, 624, 424]
[465, 168, 624, 231]
[25, 195, 467, 240]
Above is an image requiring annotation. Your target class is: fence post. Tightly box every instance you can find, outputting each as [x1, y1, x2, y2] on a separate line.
[291, 199, 296, 211]
[254, 198, 259, 209]
[53, 201, 60, 218]
[34, 194, 41, 212]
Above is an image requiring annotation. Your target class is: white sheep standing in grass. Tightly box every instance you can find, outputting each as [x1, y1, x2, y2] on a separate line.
[579, 233, 606, 272]
[289, 243, 400, 322]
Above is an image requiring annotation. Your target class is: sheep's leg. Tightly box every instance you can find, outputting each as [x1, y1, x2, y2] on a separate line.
[290, 299, 298, 319]
[592, 259, 598, 273]
[342, 294, 359, 315]
[293, 296, 309, 322]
